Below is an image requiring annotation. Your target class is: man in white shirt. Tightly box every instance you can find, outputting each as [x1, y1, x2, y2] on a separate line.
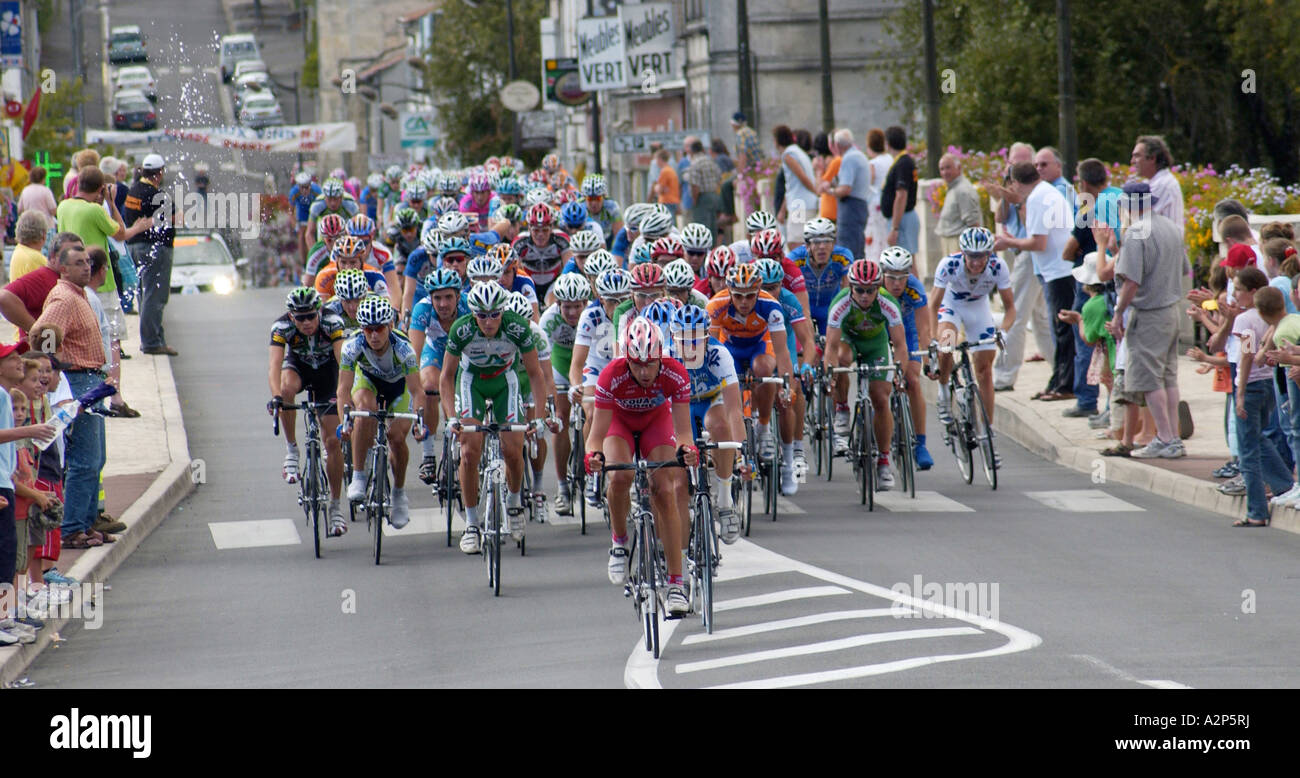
[993, 162, 1076, 400]
[1131, 135, 1184, 237]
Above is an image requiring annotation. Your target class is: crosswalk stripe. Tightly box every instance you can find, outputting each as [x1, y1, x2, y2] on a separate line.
[775, 496, 806, 515]
[681, 607, 909, 645]
[714, 585, 849, 612]
[1024, 489, 1145, 513]
[383, 507, 465, 536]
[209, 519, 300, 549]
[874, 490, 975, 512]
[676, 626, 982, 674]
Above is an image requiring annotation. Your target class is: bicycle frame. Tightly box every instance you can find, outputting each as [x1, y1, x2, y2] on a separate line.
[459, 401, 531, 596]
[345, 404, 423, 565]
[272, 396, 334, 559]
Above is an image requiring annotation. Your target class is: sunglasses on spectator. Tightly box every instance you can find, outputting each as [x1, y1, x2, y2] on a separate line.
[474, 310, 502, 319]
[851, 285, 879, 295]
[292, 312, 319, 322]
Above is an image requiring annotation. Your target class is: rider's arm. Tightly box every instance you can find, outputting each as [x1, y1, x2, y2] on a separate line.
[822, 326, 842, 371]
[335, 365, 355, 409]
[569, 343, 589, 391]
[439, 353, 461, 420]
[521, 348, 550, 409]
[409, 319, 426, 354]
[794, 317, 815, 368]
[997, 286, 1017, 333]
[268, 343, 285, 397]
[889, 322, 908, 367]
[585, 405, 613, 456]
[671, 400, 694, 449]
[927, 286, 946, 343]
[795, 288, 813, 325]
[772, 331, 794, 378]
[384, 269, 401, 309]
[401, 278, 418, 325]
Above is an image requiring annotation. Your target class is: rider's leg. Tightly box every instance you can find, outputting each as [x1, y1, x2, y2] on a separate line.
[974, 349, 997, 423]
[321, 413, 343, 498]
[459, 427, 484, 523]
[906, 359, 925, 436]
[528, 401, 547, 496]
[419, 366, 440, 460]
[603, 435, 634, 540]
[834, 343, 852, 406]
[648, 444, 687, 581]
[278, 369, 302, 449]
[350, 388, 378, 473]
[387, 420, 410, 489]
[936, 323, 958, 386]
[554, 390, 572, 485]
[753, 352, 777, 425]
[869, 379, 894, 463]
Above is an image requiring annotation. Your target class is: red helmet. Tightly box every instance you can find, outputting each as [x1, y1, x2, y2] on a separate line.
[630, 262, 665, 290]
[526, 202, 554, 228]
[650, 236, 684, 261]
[847, 259, 883, 287]
[623, 317, 664, 363]
[318, 213, 347, 240]
[749, 228, 784, 260]
[706, 245, 738, 279]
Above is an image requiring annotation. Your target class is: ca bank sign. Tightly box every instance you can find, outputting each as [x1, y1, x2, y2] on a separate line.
[400, 111, 437, 148]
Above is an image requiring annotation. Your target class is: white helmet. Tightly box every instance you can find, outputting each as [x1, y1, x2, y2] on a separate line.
[959, 226, 996, 254]
[595, 268, 632, 298]
[680, 222, 713, 252]
[662, 259, 696, 289]
[465, 281, 509, 314]
[524, 188, 552, 208]
[437, 211, 470, 235]
[552, 273, 593, 302]
[466, 255, 504, 281]
[583, 249, 618, 278]
[879, 246, 913, 272]
[803, 216, 836, 241]
[570, 229, 603, 254]
[745, 210, 778, 234]
[505, 291, 533, 319]
[622, 203, 650, 231]
[638, 209, 673, 239]
[420, 224, 441, 256]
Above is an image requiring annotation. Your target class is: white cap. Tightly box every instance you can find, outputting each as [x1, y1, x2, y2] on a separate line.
[142, 153, 165, 171]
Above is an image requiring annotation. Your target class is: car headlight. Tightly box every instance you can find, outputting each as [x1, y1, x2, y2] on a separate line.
[212, 274, 236, 295]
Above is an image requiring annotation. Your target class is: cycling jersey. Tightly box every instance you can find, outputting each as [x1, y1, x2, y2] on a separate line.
[322, 298, 359, 332]
[684, 336, 738, 401]
[790, 244, 852, 333]
[339, 330, 417, 384]
[769, 286, 807, 358]
[270, 310, 345, 368]
[290, 183, 322, 223]
[359, 187, 380, 221]
[707, 289, 785, 367]
[366, 243, 395, 275]
[587, 199, 621, 242]
[539, 303, 579, 377]
[402, 246, 434, 284]
[444, 311, 535, 377]
[505, 275, 538, 309]
[611, 227, 632, 262]
[305, 242, 332, 277]
[410, 298, 454, 370]
[933, 252, 1011, 302]
[511, 231, 572, 288]
[514, 321, 552, 401]
[314, 264, 388, 300]
[595, 358, 690, 413]
[307, 197, 358, 223]
[576, 301, 615, 386]
[888, 273, 929, 361]
[827, 287, 902, 341]
[458, 193, 498, 232]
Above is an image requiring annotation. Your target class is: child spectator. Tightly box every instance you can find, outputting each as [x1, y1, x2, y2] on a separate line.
[1261, 238, 1299, 313]
[1264, 290, 1300, 509]
[1058, 253, 1116, 434]
[1188, 263, 1237, 477]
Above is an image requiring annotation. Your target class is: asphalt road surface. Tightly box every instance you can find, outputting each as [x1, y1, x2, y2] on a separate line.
[24, 288, 1300, 688]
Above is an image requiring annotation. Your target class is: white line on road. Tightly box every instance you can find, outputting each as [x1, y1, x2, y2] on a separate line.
[208, 519, 300, 549]
[714, 586, 850, 612]
[1070, 654, 1193, 689]
[775, 496, 806, 515]
[382, 507, 464, 537]
[874, 490, 977, 512]
[1026, 490, 1145, 513]
[682, 607, 914, 645]
[677, 627, 982, 674]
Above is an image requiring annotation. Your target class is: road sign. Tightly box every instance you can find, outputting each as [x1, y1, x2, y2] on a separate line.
[517, 110, 556, 152]
[499, 80, 540, 113]
[622, 3, 677, 89]
[576, 16, 626, 90]
[545, 58, 589, 106]
[399, 111, 437, 148]
[610, 129, 710, 155]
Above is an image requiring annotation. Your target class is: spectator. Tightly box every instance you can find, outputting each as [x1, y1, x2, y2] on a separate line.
[684, 139, 724, 239]
[773, 124, 817, 248]
[993, 161, 1076, 401]
[988, 142, 1053, 390]
[10, 212, 52, 281]
[27, 339, 75, 584]
[731, 112, 763, 174]
[1132, 135, 1183, 235]
[652, 148, 681, 218]
[1219, 215, 1262, 266]
[63, 149, 101, 201]
[823, 129, 870, 261]
[1262, 238, 1298, 313]
[710, 139, 735, 174]
[85, 246, 136, 417]
[864, 128, 893, 261]
[17, 166, 57, 222]
[1263, 287, 1300, 509]
[646, 142, 665, 202]
[0, 232, 85, 341]
[30, 242, 110, 549]
[677, 136, 697, 214]
[813, 132, 840, 223]
[124, 154, 180, 356]
[881, 126, 920, 256]
[934, 152, 983, 257]
[1106, 181, 1191, 459]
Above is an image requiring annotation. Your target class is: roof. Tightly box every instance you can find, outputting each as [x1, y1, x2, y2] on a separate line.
[398, 3, 439, 24]
[358, 51, 409, 81]
[221, 33, 257, 43]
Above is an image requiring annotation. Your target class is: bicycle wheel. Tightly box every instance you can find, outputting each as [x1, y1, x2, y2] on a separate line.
[811, 383, 825, 476]
[343, 438, 358, 523]
[953, 384, 975, 484]
[442, 435, 457, 547]
[769, 405, 781, 521]
[824, 391, 836, 482]
[486, 480, 503, 596]
[570, 428, 587, 535]
[307, 446, 323, 559]
[641, 511, 661, 659]
[970, 385, 998, 490]
[372, 452, 387, 566]
[696, 494, 715, 634]
[894, 392, 917, 499]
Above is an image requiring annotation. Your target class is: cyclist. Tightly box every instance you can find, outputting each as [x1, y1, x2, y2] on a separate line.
[571, 269, 632, 502]
[303, 213, 347, 288]
[493, 244, 540, 318]
[663, 259, 711, 309]
[580, 249, 619, 291]
[541, 153, 576, 190]
[512, 203, 573, 300]
[756, 257, 816, 490]
[749, 228, 813, 323]
[628, 207, 675, 261]
[339, 297, 427, 529]
[541, 273, 592, 515]
[580, 174, 622, 246]
[348, 214, 400, 307]
[879, 246, 935, 470]
[708, 264, 793, 466]
[290, 171, 322, 264]
[929, 226, 1016, 438]
[584, 318, 698, 617]
[560, 200, 604, 244]
[701, 245, 736, 298]
[680, 222, 714, 279]
[611, 202, 650, 264]
[314, 236, 389, 301]
[459, 172, 498, 232]
[306, 177, 358, 250]
[790, 216, 852, 335]
[730, 209, 779, 263]
[670, 304, 745, 544]
[379, 165, 405, 225]
[612, 262, 667, 344]
[269, 287, 348, 537]
[401, 181, 432, 223]
[441, 282, 549, 553]
[506, 291, 561, 525]
[823, 259, 909, 489]
[360, 173, 383, 222]
[409, 267, 463, 483]
[323, 268, 369, 332]
[556, 229, 604, 280]
[495, 175, 525, 211]
[650, 235, 685, 267]
[399, 223, 447, 324]
[383, 207, 423, 268]
[437, 174, 463, 202]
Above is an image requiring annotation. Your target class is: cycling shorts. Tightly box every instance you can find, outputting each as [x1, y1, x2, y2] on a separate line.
[606, 404, 676, 457]
[456, 368, 523, 423]
[420, 344, 440, 371]
[903, 315, 921, 363]
[937, 301, 997, 353]
[724, 338, 774, 375]
[845, 330, 892, 372]
[553, 367, 570, 392]
[353, 370, 412, 413]
[689, 393, 726, 440]
[282, 355, 339, 418]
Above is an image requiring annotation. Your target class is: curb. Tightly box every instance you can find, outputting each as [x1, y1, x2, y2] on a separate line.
[0, 355, 194, 687]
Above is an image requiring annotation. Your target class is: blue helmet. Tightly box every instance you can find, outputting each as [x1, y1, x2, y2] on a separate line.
[670, 303, 711, 333]
[438, 236, 473, 260]
[495, 176, 523, 196]
[641, 298, 681, 330]
[629, 242, 654, 266]
[423, 267, 463, 293]
[560, 200, 589, 230]
[755, 258, 785, 287]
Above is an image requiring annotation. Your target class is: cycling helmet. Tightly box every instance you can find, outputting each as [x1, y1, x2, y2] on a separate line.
[366, 173, 383, 190]
[428, 196, 458, 218]
[420, 225, 442, 256]
[847, 259, 883, 287]
[466, 281, 509, 314]
[524, 187, 552, 208]
[294, 171, 311, 186]
[331, 235, 367, 261]
[629, 242, 654, 267]
[437, 211, 470, 236]
[623, 317, 664, 363]
[505, 291, 533, 319]
[745, 210, 778, 234]
[423, 267, 463, 293]
[750, 228, 784, 260]
[638, 209, 673, 239]
[526, 202, 554, 228]
[642, 298, 680, 331]
[580, 174, 607, 197]
[468, 172, 492, 193]
[651, 236, 684, 261]
[595, 268, 632, 299]
[393, 207, 420, 230]
[670, 304, 711, 333]
[497, 203, 524, 224]
[630, 262, 664, 290]
[334, 269, 369, 300]
[466, 255, 503, 282]
[317, 213, 346, 240]
[705, 245, 738, 279]
[542, 153, 560, 171]
[584, 250, 618, 278]
[439, 236, 474, 262]
[347, 213, 376, 239]
[552, 188, 577, 207]
[803, 216, 836, 242]
[356, 295, 395, 326]
[560, 200, 589, 230]
[552, 272, 593, 302]
[407, 182, 429, 202]
[680, 223, 713, 252]
[484, 243, 514, 268]
[755, 258, 785, 287]
[286, 286, 321, 313]
[959, 226, 996, 254]
[439, 175, 463, 197]
[622, 203, 649, 231]
[321, 178, 345, 197]
[662, 259, 696, 289]
[726, 263, 762, 291]
[384, 164, 403, 181]
[495, 176, 523, 196]
[879, 246, 914, 272]
[570, 229, 603, 255]
[331, 167, 347, 180]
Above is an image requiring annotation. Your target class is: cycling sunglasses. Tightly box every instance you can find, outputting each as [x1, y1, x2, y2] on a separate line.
[474, 310, 502, 320]
[292, 312, 318, 322]
[686, 249, 708, 257]
[851, 285, 880, 295]
[731, 291, 759, 302]
[361, 324, 388, 333]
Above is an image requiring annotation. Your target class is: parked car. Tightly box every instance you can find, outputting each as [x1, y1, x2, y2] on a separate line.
[219, 33, 260, 82]
[239, 92, 284, 129]
[170, 231, 244, 295]
[108, 25, 147, 64]
[112, 89, 156, 131]
[114, 65, 157, 102]
[233, 72, 272, 113]
[232, 59, 268, 83]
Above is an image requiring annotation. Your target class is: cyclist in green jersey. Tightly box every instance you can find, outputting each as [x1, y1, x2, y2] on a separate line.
[540, 273, 592, 515]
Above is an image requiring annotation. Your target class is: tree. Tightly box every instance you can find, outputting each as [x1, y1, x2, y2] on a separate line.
[24, 77, 92, 178]
[418, 0, 547, 167]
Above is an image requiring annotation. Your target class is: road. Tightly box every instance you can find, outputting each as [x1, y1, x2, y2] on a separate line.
[25, 288, 1300, 688]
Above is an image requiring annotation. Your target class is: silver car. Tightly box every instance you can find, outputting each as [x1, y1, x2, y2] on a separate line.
[239, 92, 283, 129]
[169, 231, 244, 295]
[115, 65, 157, 102]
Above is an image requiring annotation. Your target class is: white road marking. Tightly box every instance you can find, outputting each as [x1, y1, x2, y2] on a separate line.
[154, 66, 171, 76]
[875, 490, 976, 513]
[775, 497, 806, 515]
[179, 66, 196, 75]
[209, 519, 300, 549]
[677, 626, 983, 675]
[681, 608, 910, 645]
[1141, 680, 1193, 689]
[714, 586, 850, 612]
[1071, 654, 1192, 689]
[382, 507, 465, 536]
[1025, 489, 1145, 513]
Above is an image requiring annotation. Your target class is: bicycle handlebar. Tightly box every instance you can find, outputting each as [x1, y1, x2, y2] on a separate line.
[831, 365, 897, 376]
[601, 459, 686, 473]
[694, 439, 743, 451]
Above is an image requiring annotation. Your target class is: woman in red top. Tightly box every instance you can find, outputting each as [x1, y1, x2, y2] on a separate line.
[585, 318, 698, 615]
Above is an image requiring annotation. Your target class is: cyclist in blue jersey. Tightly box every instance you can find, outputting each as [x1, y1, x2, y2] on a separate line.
[580, 174, 622, 247]
[757, 258, 816, 491]
[409, 267, 463, 483]
[492, 244, 539, 318]
[879, 246, 934, 470]
[290, 171, 322, 264]
[790, 217, 851, 335]
[610, 202, 650, 264]
[399, 221, 443, 324]
[360, 173, 382, 222]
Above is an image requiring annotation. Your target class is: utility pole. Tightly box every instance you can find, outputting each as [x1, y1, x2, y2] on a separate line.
[586, 0, 601, 174]
[1057, 0, 1077, 176]
[737, 0, 753, 124]
[818, 0, 833, 132]
[921, 0, 941, 178]
[506, 0, 519, 158]
[71, 0, 85, 145]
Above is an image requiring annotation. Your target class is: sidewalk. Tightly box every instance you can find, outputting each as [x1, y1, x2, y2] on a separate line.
[0, 320, 194, 687]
